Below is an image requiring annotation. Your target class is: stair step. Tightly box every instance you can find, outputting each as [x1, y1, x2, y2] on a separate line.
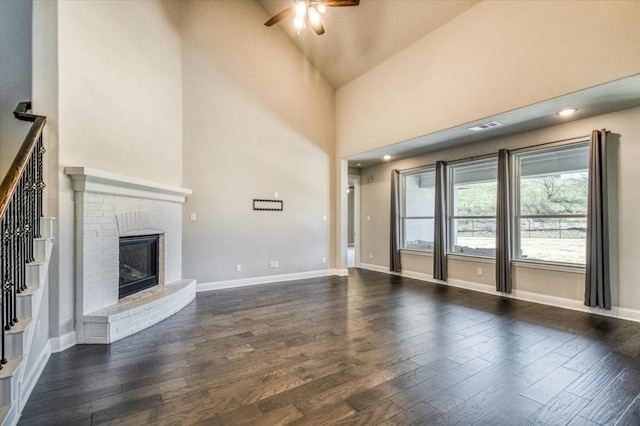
[34, 237, 52, 262]
[0, 358, 23, 406]
[17, 286, 41, 319]
[0, 358, 22, 380]
[40, 217, 55, 239]
[26, 259, 45, 289]
[4, 319, 31, 360]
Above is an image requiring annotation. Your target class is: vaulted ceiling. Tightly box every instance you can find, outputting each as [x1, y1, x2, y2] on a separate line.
[257, 0, 479, 88]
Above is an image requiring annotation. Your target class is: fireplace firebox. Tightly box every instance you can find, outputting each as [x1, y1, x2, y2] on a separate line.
[119, 234, 160, 298]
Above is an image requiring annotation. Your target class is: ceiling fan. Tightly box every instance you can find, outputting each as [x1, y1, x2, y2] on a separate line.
[264, 0, 360, 35]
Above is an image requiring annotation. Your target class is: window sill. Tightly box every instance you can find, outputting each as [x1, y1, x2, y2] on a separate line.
[447, 253, 495, 264]
[512, 259, 585, 274]
[400, 249, 433, 257]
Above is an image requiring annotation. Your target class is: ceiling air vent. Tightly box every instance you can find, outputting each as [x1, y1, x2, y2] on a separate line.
[467, 121, 502, 132]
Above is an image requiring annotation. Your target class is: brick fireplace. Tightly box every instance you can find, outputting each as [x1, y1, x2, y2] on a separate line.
[65, 167, 196, 343]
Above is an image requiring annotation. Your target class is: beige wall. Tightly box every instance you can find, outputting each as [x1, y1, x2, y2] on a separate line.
[359, 106, 640, 311]
[180, 0, 335, 283]
[57, 0, 183, 185]
[336, 0, 640, 159]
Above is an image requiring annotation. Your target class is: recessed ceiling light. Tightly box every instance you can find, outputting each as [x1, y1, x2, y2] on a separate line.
[383, 155, 391, 161]
[558, 108, 577, 117]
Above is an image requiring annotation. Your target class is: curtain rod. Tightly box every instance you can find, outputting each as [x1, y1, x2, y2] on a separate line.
[397, 130, 605, 174]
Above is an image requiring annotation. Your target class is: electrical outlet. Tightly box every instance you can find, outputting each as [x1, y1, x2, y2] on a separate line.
[322, 215, 328, 222]
[190, 213, 197, 221]
[369, 253, 373, 259]
[270, 261, 275, 268]
[274, 261, 279, 268]
[477, 267, 483, 276]
[322, 257, 326, 264]
[236, 264, 241, 272]
[367, 215, 371, 221]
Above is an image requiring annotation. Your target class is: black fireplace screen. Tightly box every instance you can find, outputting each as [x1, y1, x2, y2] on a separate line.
[119, 234, 159, 298]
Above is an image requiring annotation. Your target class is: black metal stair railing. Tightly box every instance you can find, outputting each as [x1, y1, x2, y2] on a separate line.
[0, 102, 46, 370]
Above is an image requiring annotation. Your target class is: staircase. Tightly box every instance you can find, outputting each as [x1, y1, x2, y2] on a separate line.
[0, 218, 53, 426]
[0, 102, 49, 426]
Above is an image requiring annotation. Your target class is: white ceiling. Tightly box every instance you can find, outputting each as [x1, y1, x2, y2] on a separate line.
[257, 0, 480, 88]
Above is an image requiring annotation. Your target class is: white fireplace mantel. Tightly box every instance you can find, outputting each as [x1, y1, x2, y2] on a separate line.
[64, 166, 192, 203]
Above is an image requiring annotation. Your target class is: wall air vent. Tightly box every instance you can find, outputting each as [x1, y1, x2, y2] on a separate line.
[467, 121, 502, 132]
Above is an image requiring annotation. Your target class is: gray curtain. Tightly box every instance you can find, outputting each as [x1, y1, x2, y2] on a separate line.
[433, 161, 447, 281]
[496, 149, 512, 293]
[585, 129, 611, 309]
[390, 169, 402, 272]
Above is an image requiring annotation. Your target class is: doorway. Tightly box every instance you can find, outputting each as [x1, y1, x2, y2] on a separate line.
[347, 176, 360, 268]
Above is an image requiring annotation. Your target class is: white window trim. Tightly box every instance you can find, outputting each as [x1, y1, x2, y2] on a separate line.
[512, 259, 585, 274]
[512, 140, 589, 267]
[447, 253, 495, 264]
[400, 248, 433, 257]
[447, 158, 498, 258]
[401, 167, 435, 252]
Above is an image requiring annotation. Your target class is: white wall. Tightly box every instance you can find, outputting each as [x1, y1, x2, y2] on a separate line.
[0, 0, 32, 177]
[336, 0, 640, 159]
[358, 106, 640, 312]
[180, 0, 335, 284]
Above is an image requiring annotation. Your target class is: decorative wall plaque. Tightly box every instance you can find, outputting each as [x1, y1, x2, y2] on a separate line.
[253, 199, 283, 211]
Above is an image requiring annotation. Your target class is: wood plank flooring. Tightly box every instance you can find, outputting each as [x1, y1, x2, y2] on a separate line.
[20, 269, 640, 425]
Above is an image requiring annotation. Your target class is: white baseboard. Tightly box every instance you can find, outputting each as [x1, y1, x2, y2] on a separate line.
[357, 264, 640, 323]
[358, 263, 392, 274]
[19, 341, 51, 412]
[197, 269, 339, 292]
[49, 331, 77, 353]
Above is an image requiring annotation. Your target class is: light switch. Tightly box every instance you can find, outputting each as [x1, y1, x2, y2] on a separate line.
[190, 213, 197, 221]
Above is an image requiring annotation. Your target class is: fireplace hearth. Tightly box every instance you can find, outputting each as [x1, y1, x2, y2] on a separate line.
[119, 234, 160, 298]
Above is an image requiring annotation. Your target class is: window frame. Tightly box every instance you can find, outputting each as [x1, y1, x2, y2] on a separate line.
[512, 141, 590, 267]
[400, 167, 435, 252]
[447, 157, 498, 259]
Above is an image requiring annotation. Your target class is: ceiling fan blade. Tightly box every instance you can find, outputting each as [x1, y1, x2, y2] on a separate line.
[307, 14, 325, 35]
[264, 7, 294, 27]
[322, 0, 360, 7]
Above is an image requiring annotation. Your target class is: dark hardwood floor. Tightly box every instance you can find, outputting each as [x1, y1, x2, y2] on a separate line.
[20, 269, 640, 425]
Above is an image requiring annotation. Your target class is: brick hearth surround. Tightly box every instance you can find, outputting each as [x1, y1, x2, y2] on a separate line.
[65, 167, 195, 344]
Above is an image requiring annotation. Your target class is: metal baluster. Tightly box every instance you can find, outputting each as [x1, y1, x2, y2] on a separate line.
[25, 153, 34, 264]
[36, 137, 45, 238]
[1, 215, 7, 366]
[7, 196, 17, 328]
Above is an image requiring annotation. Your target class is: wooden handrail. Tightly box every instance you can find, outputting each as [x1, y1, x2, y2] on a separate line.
[0, 103, 47, 219]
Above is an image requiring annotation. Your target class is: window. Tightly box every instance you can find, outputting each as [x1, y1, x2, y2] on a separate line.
[402, 169, 435, 251]
[449, 158, 498, 257]
[514, 143, 589, 264]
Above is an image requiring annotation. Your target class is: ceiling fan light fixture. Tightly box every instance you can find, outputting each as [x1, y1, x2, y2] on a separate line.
[308, 6, 321, 25]
[264, 0, 359, 35]
[295, 1, 307, 17]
